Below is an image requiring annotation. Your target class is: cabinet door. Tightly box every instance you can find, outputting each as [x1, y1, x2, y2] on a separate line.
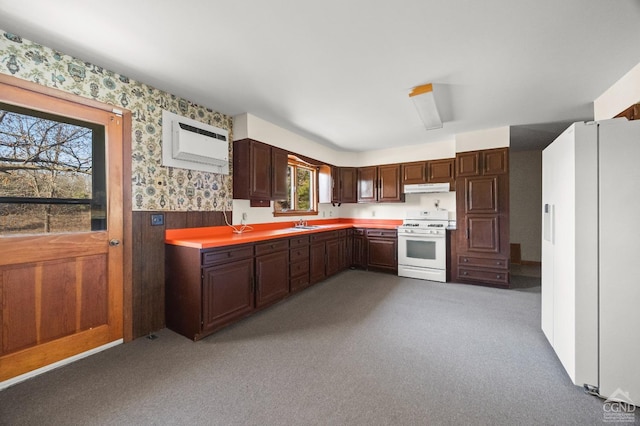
[255, 250, 290, 308]
[378, 164, 403, 202]
[402, 162, 427, 185]
[357, 166, 378, 202]
[309, 242, 326, 284]
[352, 232, 366, 269]
[483, 148, 508, 175]
[427, 158, 455, 183]
[202, 259, 255, 332]
[331, 167, 341, 203]
[326, 238, 342, 276]
[465, 176, 498, 213]
[271, 147, 289, 200]
[340, 167, 358, 203]
[343, 231, 353, 270]
[250, 141, 272, 199]
[456, 151, 481, 177]
[367, 238, 397, 272]
[465, 215, 500, 253]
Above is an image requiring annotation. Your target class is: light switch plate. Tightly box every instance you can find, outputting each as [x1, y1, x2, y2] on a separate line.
[151, 213, 164, 226]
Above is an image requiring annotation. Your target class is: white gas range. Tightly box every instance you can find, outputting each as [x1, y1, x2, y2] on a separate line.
[397, 210, 450, 282]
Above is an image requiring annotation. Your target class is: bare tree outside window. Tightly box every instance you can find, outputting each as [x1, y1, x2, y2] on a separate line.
[0, 103, 105, 235]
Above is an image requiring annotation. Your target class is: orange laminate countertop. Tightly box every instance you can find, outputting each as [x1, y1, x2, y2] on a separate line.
[165, 218, 402, 249]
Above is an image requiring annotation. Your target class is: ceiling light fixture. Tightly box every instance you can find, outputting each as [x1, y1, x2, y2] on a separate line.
[409, 83, 442, 130]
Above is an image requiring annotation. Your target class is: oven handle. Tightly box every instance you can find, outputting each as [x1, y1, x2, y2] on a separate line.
[398, 234, 445, 240]
[397, 233, 446, 239]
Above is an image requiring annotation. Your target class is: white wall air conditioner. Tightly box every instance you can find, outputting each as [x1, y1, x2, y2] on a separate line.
[162, 110, 229, 175]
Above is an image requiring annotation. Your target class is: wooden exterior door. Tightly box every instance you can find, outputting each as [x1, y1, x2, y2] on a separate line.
[0, 81, 125, 382]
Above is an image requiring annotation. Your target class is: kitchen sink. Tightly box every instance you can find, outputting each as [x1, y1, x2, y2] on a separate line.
[289, 225, 320, 230]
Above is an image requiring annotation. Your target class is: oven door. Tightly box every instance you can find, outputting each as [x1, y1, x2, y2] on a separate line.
[397, 232, 446, 270]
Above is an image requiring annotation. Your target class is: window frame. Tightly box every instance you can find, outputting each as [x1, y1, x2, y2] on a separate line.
[273, 156, 319, 217]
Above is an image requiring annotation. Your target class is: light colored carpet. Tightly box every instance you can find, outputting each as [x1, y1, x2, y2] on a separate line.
[0, 271, 611, 425]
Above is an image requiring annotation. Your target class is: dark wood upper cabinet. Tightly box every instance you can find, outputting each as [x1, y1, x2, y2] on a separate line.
[427, 158, 455, 183]
[483, 149, 509, 175]
[456, 151, 481, 177]
[233, 138, 289, 201]
[271, 147, 289, 200]
[378, 164, 403, 202]
[358, 164, 402, 203]
[456, 148, 508, 177]
[332, 167, 357, 204]
[357, 166, 378, 202]
[402, 162, 427, 184]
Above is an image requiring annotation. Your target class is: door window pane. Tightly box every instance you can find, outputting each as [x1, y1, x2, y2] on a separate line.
[0, 103, 106, 235]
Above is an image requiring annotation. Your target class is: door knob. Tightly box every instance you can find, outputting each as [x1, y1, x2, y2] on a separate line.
[109, 239, 121, 247]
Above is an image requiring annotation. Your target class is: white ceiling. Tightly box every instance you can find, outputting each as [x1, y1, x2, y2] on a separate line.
[1, 0, 639, 152]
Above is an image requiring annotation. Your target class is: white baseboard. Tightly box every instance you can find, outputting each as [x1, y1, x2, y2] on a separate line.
[0, 339, 123, 391]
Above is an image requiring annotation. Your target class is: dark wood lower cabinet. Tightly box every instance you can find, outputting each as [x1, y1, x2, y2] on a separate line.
[166, 228, 395, 341]
[289, 235, 310, 293]
[365, 229, 397, 273]
[309, 231, 343, 284]
[352, 228, 367, 269]
[202, 259, 255, 332]
[166, 243, 256, 341]
[351, 228, 397, 273]
[255, 240, 290, 308]
[309, 241, 327, 284]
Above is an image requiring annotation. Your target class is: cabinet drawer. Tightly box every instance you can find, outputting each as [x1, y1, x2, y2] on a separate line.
[458, 255, 508, 269]
[290, 246, 309, 263]
[202, 245, 253, 266]
[289, 235, 310, 248]
[290, 274, 310, 291]
[458, 267, 509, 285]
[290, 260, 310, 277]
[366, 229, 397, 238]
[255, 239, 289, 256]
[310, 231, 337, 243]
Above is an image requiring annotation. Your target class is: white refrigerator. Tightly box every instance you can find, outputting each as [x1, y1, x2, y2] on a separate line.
[541, 118, 640, 404]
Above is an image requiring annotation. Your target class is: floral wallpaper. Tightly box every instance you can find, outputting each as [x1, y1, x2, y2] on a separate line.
[0, 31, 233, 211]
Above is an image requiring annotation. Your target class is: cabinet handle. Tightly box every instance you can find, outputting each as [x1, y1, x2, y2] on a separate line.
[463, 258, 468, 262]
[463, 271, 469, 276]
[496, 275, 502, 279]
[496, 261, 502, 265]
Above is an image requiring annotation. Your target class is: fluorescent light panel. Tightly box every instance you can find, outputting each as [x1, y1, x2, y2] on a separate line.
[409, 83, 442, 130]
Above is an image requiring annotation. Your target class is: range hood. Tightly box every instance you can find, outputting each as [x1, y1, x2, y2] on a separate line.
[403, 183, 451, 194]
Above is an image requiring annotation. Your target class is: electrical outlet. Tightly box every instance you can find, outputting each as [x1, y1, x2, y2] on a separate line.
[151, 213, 164, 226]
[242, 212, 247, 221]
[329, 211, 333, 217]
[372, 210, 376, 217]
